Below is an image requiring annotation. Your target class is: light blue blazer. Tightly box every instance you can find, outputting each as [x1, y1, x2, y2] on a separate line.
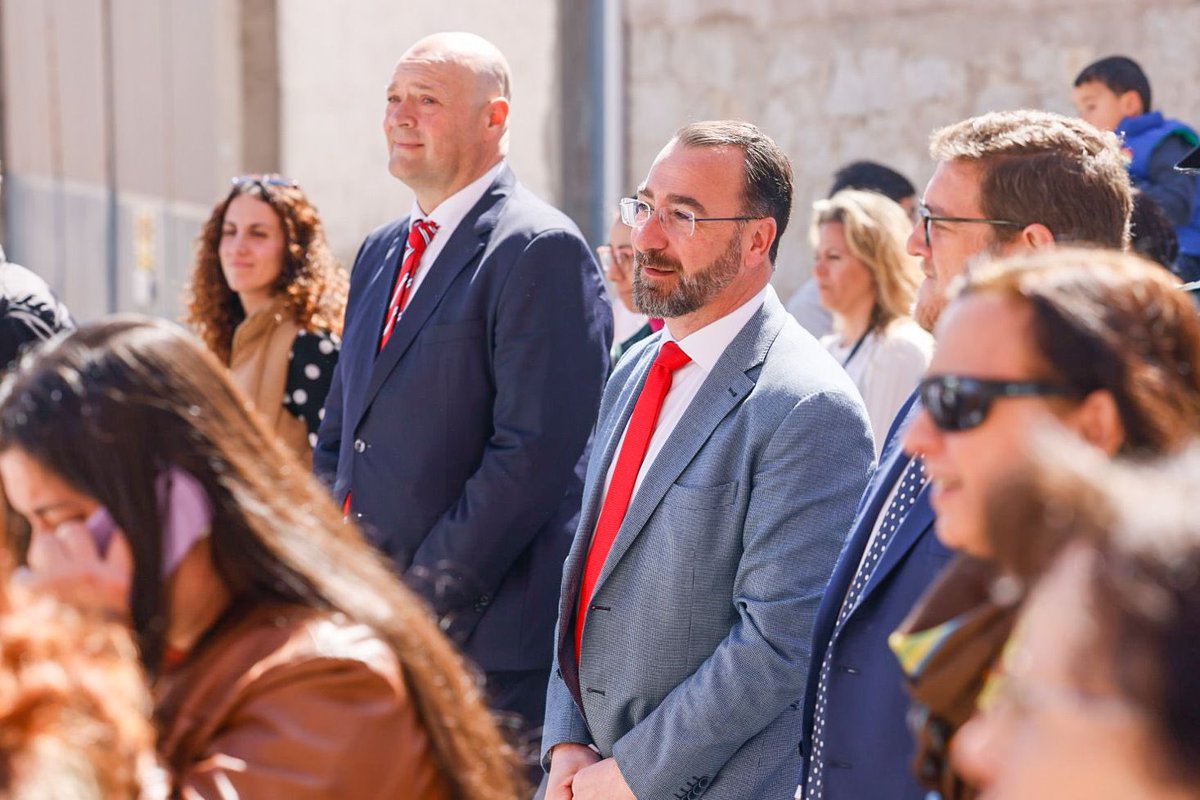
[542, 291, 874, 799]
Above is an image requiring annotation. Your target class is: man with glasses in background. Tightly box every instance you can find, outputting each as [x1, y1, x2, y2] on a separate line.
[799, 109, 1132, 800]
[597, 212, 663, 367]
[313, 32, 610, 774]
[540, 120, 873, 800]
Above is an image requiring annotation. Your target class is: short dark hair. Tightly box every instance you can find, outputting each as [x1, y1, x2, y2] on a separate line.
[674, 120, 794, 263]
[828, 160, 916, 203]
[1130, 190, 1180, 270]
[1074, 55, 1152, 114]
[931, 109, 1133, 249]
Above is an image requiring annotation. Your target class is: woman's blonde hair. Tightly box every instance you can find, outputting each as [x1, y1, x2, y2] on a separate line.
[810, 189, 923, 330]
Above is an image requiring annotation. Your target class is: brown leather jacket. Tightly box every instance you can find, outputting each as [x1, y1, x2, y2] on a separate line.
[154, 602, 451, 800]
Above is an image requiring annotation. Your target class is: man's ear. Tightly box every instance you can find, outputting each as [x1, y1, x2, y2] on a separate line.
[1020, 223, 1056, 250]
[1067, 389, 1125, 456]
[745, 217, 777, 267]
[484, 97, 509, 131]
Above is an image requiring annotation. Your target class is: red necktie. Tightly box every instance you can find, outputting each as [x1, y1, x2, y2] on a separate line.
[575, 341, 691, 662]
[379, 218, 439, 350]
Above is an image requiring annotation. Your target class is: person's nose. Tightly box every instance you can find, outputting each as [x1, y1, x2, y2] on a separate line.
[902, 406, 941, 458]
[384, 98, 414, 132]
[906, 217, 929, 260]
[630, 214, 667, 254]
[950, 711, 1006, 791]
[812, 256, 829, 280]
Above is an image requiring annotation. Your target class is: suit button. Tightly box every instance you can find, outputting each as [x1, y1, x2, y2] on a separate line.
[354, 438, 366, 453]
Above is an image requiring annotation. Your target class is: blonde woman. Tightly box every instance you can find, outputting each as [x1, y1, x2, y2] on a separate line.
[811, 189, 932, 452]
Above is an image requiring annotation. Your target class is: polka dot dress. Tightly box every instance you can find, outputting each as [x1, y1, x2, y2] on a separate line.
[284, 329, 340, 446]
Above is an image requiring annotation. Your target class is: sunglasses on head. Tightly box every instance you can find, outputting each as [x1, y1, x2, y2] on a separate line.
[918, 375, 1078, 432]
[231, 174, 298, 193]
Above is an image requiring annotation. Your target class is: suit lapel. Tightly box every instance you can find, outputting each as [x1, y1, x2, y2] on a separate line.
[836, 397, 935, 628]
[852, 488, 934, 614]
[588, 297, 783, 598]
[344, 225, 407, 433]
[558, 353, 653, 601]
[821, 438, 913, 632]
[555, 349, 657, 695]
[357, 172, 510, 422]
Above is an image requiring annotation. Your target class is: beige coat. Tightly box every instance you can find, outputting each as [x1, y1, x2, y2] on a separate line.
[228, 301, 311, 465]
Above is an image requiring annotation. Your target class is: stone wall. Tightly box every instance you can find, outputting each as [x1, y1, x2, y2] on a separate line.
[623, 0, 1200, 298]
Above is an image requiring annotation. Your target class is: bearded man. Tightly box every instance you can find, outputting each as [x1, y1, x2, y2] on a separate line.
[539, 120, 874, 800]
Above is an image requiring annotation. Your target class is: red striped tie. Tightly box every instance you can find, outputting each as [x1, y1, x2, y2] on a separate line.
[575, 341, 691, 662]
[379, 219, 439, 350]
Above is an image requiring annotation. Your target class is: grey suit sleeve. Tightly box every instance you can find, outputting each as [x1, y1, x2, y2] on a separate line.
[611, 390, 873, 798]
[541, 662, 594, 768]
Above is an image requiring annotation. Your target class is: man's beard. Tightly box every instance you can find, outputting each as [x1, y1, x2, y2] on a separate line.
[632, 235, 742, 319]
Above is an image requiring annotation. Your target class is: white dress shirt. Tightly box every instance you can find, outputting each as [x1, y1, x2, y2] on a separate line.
[601, 285, 772, 503]
[403, 160, 505, 303]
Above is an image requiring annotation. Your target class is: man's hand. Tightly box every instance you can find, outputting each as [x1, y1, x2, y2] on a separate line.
[569, 757, 635, 800]
[545, 743, 601, 800]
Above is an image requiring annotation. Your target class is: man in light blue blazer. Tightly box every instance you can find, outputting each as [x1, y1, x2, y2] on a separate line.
[541, 121, 874, 800]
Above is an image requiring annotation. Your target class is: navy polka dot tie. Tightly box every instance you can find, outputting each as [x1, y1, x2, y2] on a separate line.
[803, 457, 928, 799]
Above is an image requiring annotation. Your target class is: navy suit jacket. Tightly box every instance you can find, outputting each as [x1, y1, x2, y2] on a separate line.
[800, 392, 953, 799]
[314, 166, 612, 673]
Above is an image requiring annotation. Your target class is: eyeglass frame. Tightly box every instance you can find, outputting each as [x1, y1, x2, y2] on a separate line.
[917, 374, 1079, 432]
[619, 197, 761, 238]
[917, 201, 1023, 248]
[596, 243, 636, 273]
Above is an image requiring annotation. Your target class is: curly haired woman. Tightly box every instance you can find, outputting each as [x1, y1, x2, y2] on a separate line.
[185, 175, 347, 464]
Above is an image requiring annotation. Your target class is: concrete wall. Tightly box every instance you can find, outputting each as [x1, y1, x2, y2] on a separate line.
[0, 0, 269, 321]
[276, 1, 561, 265]
[623, 0, 1200, 299]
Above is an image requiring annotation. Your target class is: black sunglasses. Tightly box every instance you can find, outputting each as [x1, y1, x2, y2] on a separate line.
[918, 375, 1078, 432]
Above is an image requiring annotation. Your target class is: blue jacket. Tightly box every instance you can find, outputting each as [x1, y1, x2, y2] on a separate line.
[314, 166, 612, 674]
[1120, 112, 1200, 255]
[800, 393, 953, 799]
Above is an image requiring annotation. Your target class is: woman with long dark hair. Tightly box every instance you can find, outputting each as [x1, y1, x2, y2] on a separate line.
[0, 317, 523, 799]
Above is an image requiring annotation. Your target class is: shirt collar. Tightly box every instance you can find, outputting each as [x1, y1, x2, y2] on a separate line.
[662, 285, 772, 373]
[408, 159, 506, 231]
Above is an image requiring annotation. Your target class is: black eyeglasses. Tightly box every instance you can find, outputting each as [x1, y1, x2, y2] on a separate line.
[918, 375, 1078, 432]
[231, 174, 298, 192]
[917, 202, 1023, 248]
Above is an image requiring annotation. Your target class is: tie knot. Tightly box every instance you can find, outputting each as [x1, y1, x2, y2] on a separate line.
[654, 341, 691, 373]
[408, 219, 439, 248]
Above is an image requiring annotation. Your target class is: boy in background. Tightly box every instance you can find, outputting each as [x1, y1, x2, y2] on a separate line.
[1074, 55, 1200, 280]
